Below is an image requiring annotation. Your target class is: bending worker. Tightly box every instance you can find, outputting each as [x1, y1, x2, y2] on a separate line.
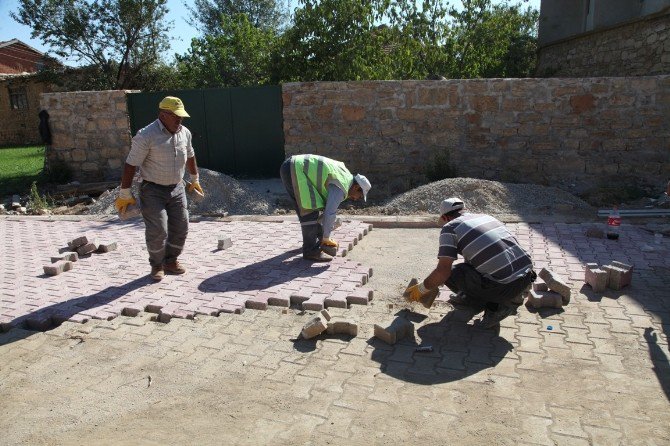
[405, 197, 536, 328]
[280, 154, 371, 262]
[115, 96, 204, 281]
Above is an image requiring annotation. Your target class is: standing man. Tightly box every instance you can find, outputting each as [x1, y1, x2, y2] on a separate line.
[115, 96, 204, 281]
[405, 197, 536, 328]
[280, 154, 371, 262]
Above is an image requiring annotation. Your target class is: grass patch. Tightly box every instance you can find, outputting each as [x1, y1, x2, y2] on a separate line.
[0, 145, 46, 199]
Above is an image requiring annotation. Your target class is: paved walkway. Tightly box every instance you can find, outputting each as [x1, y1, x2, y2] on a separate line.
[0, 218, 669, 445]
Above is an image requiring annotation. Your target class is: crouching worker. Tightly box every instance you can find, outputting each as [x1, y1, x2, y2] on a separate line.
[280, 154, 371, 262]
[405, 197, 536, 328]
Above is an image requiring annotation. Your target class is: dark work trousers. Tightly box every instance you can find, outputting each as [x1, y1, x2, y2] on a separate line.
[280, 159, 323, 256]
[140, 181, 189, 267]
[445, 263, 536, 309]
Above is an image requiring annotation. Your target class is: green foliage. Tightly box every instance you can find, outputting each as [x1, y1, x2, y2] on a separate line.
[176, 14, 278, 88]
[0, 146, 45, 199]
[12, 0, 172, 89]
[27, 181, 53, 212]
[425, 152, 456, 182]
[187, 0, 287, 36]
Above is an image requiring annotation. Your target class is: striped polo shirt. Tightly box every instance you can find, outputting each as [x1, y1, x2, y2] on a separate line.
[438, 213, 532, 284]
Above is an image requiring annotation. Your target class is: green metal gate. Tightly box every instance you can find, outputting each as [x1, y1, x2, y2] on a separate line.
[127, 86, 284, 177]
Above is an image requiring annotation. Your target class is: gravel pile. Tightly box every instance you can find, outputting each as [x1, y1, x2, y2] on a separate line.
[360, 178, 595, 216]
[86, 168, 274, 216]
[86, 171, 594, 217]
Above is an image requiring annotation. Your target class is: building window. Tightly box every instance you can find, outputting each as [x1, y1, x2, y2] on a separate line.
[9, 86, 29, 110]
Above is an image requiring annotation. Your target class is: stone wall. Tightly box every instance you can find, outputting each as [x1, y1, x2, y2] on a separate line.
[40, 90, 137, 181]
[0, 76, 53, 146]
[282, 77, 670, 198]
[536, 9, 670, 77]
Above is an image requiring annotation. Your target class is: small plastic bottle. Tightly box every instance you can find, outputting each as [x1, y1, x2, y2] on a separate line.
[606, 206, 621, 240]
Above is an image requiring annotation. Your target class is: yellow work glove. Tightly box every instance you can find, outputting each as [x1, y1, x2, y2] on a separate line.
[187, 174, 205, 197]
[114, 188, 136, 214]
[404, 281, 430, 302]
[321, 238, 338, 248]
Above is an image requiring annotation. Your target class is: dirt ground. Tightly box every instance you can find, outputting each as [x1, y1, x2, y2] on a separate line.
[1, 223, 669, 445]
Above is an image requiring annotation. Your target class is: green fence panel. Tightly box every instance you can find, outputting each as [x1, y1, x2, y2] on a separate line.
[127, 86, 284, 177]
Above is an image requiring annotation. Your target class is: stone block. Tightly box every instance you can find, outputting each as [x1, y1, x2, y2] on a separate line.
[96, 241, 118, 253]
[326, 317, 358, 337]
[374, 317, 414, 345]
[44, 260, 73, 276]
[585, 267, 608, 293]
[526, 290, 563, 309]
[218, 236, 232, 250]
[300, 309, 331, 339]
[76, 242, 97, 256]
[532, 281, 549, 292]
[51, 252, 79, 263]
[68, 235, 90, 250]
[585, 227, 604, 238]
[538, 267, 571, 305]
[603, 263, 632, 290]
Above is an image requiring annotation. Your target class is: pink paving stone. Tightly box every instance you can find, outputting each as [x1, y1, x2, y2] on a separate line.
[346, 288, 373, 305]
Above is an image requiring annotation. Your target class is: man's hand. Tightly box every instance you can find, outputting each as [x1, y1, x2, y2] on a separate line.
[187, 174, 204, 196]
[404, 281, 430, 302]
[114, 188, 136, 214]
[321, 238, 338, 248]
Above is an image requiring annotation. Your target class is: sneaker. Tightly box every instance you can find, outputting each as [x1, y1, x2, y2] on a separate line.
[164, 261, 186, 274]
[479, 305, 517, 329]
[303, 251, 333, 262]
[150, 266, 165, 281]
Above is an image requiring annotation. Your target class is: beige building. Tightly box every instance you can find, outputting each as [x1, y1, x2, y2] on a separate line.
[536, 0, 670, 76]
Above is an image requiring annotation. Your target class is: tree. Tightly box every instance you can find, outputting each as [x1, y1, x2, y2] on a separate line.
[12, 0, 172, 89]
[176, 13, 278, 88]
[187, 0, 288, 36]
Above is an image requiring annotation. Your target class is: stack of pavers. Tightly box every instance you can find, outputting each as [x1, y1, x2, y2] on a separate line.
[525, 268, 572, 309]
[300, 309, 359, 339]
[584, 261, 633, 292]
[43, 234, 118, 276]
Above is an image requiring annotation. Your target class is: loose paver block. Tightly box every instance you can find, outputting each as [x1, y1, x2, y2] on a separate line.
[326, 317, 358, 337]
[603, 262, 633, 290]
[403, 278, 440, 309]
[374, 317, 414, 345]
[68, 235, 90, 250]
[43, 260, 73, 276]
[301, 309, 331, 339]
[532, 281, 549, 292]
[538, 267, 571, 305]
[76, 242, 97, 256]
[96, 241, 118, 253]
[526, 290, 563, 309]
[218, 236, 232, 250]
[584, 264, 608, 293]
[51, 252, 79, 263]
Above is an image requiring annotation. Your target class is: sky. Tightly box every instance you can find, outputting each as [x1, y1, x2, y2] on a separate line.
[0, 0, 541, 65]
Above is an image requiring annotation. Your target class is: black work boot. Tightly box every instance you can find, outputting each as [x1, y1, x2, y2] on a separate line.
[303, 251, 333, 262]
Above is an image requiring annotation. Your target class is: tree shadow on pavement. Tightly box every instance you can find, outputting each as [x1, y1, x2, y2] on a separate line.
[0, 276, 154, 346]
[198, 248, 331, 293]
[367, 309, 513, 385]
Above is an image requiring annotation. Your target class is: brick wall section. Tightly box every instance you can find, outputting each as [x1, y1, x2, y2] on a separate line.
[537, 10, 670, 77]
[0, 76, 53, 146]
[40, 90, 138, 181]
[282, 77, 670, 197]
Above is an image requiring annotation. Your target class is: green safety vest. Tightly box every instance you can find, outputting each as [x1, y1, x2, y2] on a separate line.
[290, 155, 354, 214]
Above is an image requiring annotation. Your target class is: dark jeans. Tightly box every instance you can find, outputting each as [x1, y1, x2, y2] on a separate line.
[140, 181, 189, 267]
[280, 160, 322, 255]
[445, 263, 536, 308]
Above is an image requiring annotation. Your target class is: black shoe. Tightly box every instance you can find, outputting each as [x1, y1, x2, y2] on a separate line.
[303, 251, 333, 262]
[479, 305, 517, 329]
[448, 292, 485, 314]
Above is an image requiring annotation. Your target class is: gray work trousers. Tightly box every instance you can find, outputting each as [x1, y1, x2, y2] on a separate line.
[445, 263, 536, 308]
[140, 181, 189, 267]
[280, 159, 322, 255]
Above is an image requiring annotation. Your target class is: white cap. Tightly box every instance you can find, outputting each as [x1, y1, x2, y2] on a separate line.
[354, 174, 371, 202]
[440, 197, 464, 215]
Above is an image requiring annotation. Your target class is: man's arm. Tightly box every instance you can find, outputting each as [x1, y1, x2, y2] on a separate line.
[120, 163, 137, 189]
[424, 257, 454, 289]
[321, 184, 346, 239]
[186, 156, 198, 176]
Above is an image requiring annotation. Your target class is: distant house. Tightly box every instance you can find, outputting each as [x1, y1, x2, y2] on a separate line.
[536, 0, 670, 76]
[0, 39, 61, 146]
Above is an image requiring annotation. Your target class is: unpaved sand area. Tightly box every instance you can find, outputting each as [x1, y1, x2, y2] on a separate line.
[1, 224, 669, 445]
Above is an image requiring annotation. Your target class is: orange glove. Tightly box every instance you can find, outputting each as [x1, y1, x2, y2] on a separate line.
[114, 188, 136, 214]
[321, 238, 338, 248]
[187, 175, 204, 197]
[404, 281, 430, 302]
